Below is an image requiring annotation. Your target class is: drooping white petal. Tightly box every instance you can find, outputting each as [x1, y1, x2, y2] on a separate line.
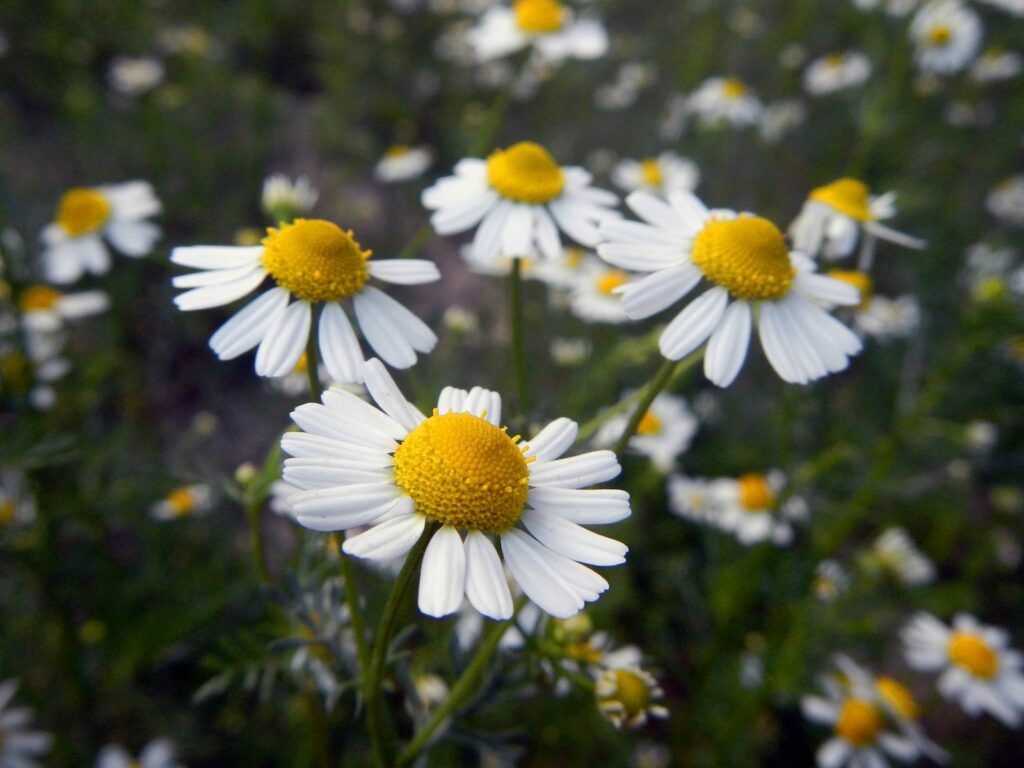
[106, 219, 161, 256]
[472, 200, 514, 264]
[318, 302, 365, 384]
[362, 358, 427, 432]
[291, 485, 403, 529]
[526, 487, 631, 524]
[289, 402, 398, 451]
[354, 287, 436, 369]
[464, 531, 514, 620]
[757, 300, 805, 384]
[254, 300, 311, 377]
[208, 287, 290, 360]
[529, 450, 620, 488]
[521, 509, 627, 566]
[500, 529, 584, 618]
[534, 207, 562, 260]
[658, 287, 728, 361]
[703, 299, 752, 387]
[174, 267, 267, 311]
[418, 526, 467, 618]
[522, 418, 578, 461]
[367, 259, 441, 285]
[501, 204, 534, 258]
[343, 514, 425, 561]
[617, 265, 702, 320]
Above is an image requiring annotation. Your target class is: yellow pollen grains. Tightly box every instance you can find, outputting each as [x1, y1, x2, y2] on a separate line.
[835, 699, 883, 747]
[166, 487, 196, 517]
[722, 78, 748, 98]
[56, 188, 111, 237]
[606, 670, 652, 719]
[640, 158, 664, 188]
[876, 677, 920, 721]
[486, 142, 565, 204]
[596, 269, 629, 295]
[738, 473, 775, 512]
[809, 178, 874, 222]
[636, 410, 662, 436]
[927, 25, 952, 47]
[19, 286, 64, 312]
[827, 270, 874, 310]
[948, 632, 999, 679]
[514, 0, 564, 34]
[691, 216, 795, 301]
[261, 219, 371, 303]
[393, 411, 532, 533]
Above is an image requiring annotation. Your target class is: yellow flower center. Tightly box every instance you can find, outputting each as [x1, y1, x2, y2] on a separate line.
[393, 411, 532, 533]
[949, 632, 999, 679]
[636, 410, 662, 436]
[809, 178, 873, 222]
[738, 473, 775, 512]
[514, 0, 564, 34]
[19, 285, 64, 313]
[166, 487, 196, 517]
[609, 670, 652, 718]
[0, 500, 16, 526]
[565, 641, 604, 665]
[486, 142, 565, 205]
[596, 269, 629, 295]
[564, 247, 585, 268]
[827, 270, 874, 310]
[261, 219, 371, 303]
[691, 216, 795, 301]
[56, 188, 111, 237]
[825, 53, 846, 68]
[876, 676, 919, 721]
[722, 78, 748, 98]
[927, 25, 952, 47]
[293, 351, 309, 375]
[640, 158, 664, 188]
[836, 698, 883, 747]
[384, 144, 410, 158]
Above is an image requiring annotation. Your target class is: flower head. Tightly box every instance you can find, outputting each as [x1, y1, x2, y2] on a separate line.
[595, 665, 668, 730]
[95, 739, 182, 768]
[150, 484, 215, 521]
[910, 1, 983, 75]
[611, 152, 700, 197]
[262, 175, 319, 222]
[687, 77, 763, 129]
[374, 145, 434, 183]
[466, 1, 608, 64]
[803, 51, 872, 95]
[593, 392, 698, 472]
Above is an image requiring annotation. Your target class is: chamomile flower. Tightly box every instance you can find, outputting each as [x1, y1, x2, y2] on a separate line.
[909, 1, 983, 75]
[665, 475, 716, 527]
[862, 527, 936, 586]
[17, 285, 109, 334]
[979, 0, 1024, 15]
[611, 153, 700, 197]
[823, 270, 922, 342]
[758, 99, 809, 143]
[568, 259, 632, 324]
[595, 665, 669, 730]
[261, 175, 319, 222]
[95, 740, 183, 768]
[0, 470, 36, 530]
[872, 674, 949, 764]
[971, 48, 1024, 82]
[790, 179, 926, 262]
[281, 359, 630, 620]
[813, 559, 851, 602]
[150, 484, 215, 521]
[853, 0, 919, 16]
[171, 219, 440, 381]
[107, 56, 165, 97]
[710, 471, 808, 546]
[598, 190, 864, 387]
[422, 141, 619, 265]
[593, 393, 698, 473]
[902, 612, 1024, 727]
[687, 77, 763, 129]
[986, 175, 1024, 227]
[0, 679, 52, 768]
[466, 0, 608, 64]
[803, 51, 872, 95]
[374, 145, 434, 182]
[41, 181, 162, 284]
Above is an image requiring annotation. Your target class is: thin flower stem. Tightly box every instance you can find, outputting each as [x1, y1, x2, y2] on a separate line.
[335, 535, 371, 696]
[856, 231, 877, 273]
[366, 522, 439, 768]
[396, 222, 433, 260]
[305, 305, 322, 400]
[244, 501, 270, 584]
[395, 597, 526, 768]
[509, 258, 528, 419]
[611, 349, 704, 456]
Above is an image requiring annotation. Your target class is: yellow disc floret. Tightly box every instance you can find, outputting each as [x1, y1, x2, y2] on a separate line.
[596, 269, 629, 295]
[166, 487, 196, 517]
[384, 144, 410, 158]
[640, 158, 664, 188]
[836, 698, 883, 746]
[949, 632, 999, 679]
[827, 270, 874, 310]
[636, 410, 662, 436]
[738, 473, 775, 512]
[607, 670, 652, 719]
[19, 286, 64, 313]
[722, 78, 748, 98]
[927, 25, 952, 47]
[691, 216, 795, 301]
[56, 188, 111, 237]
[810, 178, 874, 222]
[486, 142, 565, 204]
[514, 0, 564, 34]
[261, 219, 371, 303]
[393, 411, 531, 533]
[876, 676, 920, 721]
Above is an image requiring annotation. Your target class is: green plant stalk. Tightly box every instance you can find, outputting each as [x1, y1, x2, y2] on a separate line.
[509, 258, 528, 419]
[244, 501, 271, 584]
[305, 305, 322, 401]
[395, 597, 525, 768]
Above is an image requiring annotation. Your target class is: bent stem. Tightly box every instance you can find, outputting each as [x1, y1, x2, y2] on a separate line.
[509, 258, 528, 419]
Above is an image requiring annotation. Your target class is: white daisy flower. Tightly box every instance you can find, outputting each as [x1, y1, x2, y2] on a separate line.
[0, 679, 52, 768]
[666, 475, 716, 527]
[902, 612, 1024, 727]
[17, 284, 109, 334]
[107, 55, 165, 97]
[862, 527, 936, 586]
[568, 258, 632, 324]
[986, 175, 1024, 227]
[852, 0, 919, 17]
[790, 178, 926, 261]
[549, 336, 591, 366]
[595, 665, 669, 730]
[171, 219, 440, 381]
[803, 51, 872, 95]
[374, 145, 434, 183]
[466, 0, 608, 64]
[758, 99, 809, 143]
[0, 470, 36, 530]
[872, 674, 950, 764]
[95, 739, 182, 768]
[687, 77, 763, 129]
[422, 141, 619, 266]
[150, 484, 215, 521]
[41, 181, 162, 284]
[909, 1, 983, 75]
[598, 190, 864, 387]
[261, 175, 319, 222]
[527, 245, 589, 290]
[281, 358, 630, 620]
[813, 559, 851, 603]
[710, 471, 808, 546]
[593, 393, 698, 473]
[971, 48, 1024, 82]
[611, 152, 700, 197]
[822, 270, 921, 342]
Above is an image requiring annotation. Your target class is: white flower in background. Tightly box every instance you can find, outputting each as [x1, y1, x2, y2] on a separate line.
[758, 99, 808, 143]
[862, 527, 936, 586]
[442, 305, 479, 334]
[568, 258, 631, 324]
[813, 559, 851, 603]
[454, 599, 539, 652]
[961, 242, 1018, 299]
[853, 0, 919, 16]
[107, 55, 165, 97]
[0, 470, 36, 530]
[903, 612, 1024, 727]
[595, 664, 669, 730]
[281, 359, 630, 620]
[687, 77, 763, 129]
[803, 51, 872, 95]
[150, 484, 215, 521]
[599, 191, 863, 387]
[171, 219, 440, 381]
[978, 0, 1024, 16]
[1, 328, 71, 411]
[611, 152, 699, 197]
[156, 24, 216, 58]
[288, 577, 356, 708]
[268, 479, 301, 517]
[971, 48, 1024, 82]
[710, 471, 808, 546]
[0, 679, 52, 768]
[17, 285, 109, 334]
[374, 145, 434, 182]
[529, 245, 588, 290]
[423, 141, 619, 265]
[871, 673, 950, 764]
[549, 336, 591, 366]
[790, 178, 926, 261]
[466, 0, 608, 64]
[261, 175, 319, 221]
[986, 175, 1024, 227]
[965, 419, 998, 453]
[41, 181, 162, 284]
[822, 270, 922, 342]
[95, 740, 183, 768]
[666, 475, 717, 527]
[593, 393, 698, 473]
[659, 93, 690, 141]
[594, 62, 657, 111]
[909, 1, 983, 75]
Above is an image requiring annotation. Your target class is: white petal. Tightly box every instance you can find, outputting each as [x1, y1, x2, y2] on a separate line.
[354, 288, 436, 369]
[464, 386, 501, 424]
[343, 514, 425, 560]
[362, 358, 427, 432]
[254, 300, 311, 377]
[173, 263, 261, 288]
[523, 418, 578, 461]
[796, 271, 860, 307]
[418, 526, 467, 618]
[283, 459, 390, 489]
[209, 287, 290, 360]
[367, 259, 440, 285]
[757, 300, 805, 384]
[521, 509, 627, 565]
[281, 431, 391, 461]
[464, 531, 514, 620]
[534, 208, 562, 260]
[501, 204, 535, 258]
[658, 287, 728, 360]
[617, 265, 702, 320]
[526, 487, 631, 524]
[666, 190, 710, 231]
[174, 267, 267, 311]
[430, 189, 499, 234]
[472, 200, 514, 264]
[437, 387, 466, 415]
[318, 302, 365, 384]
[703, 300, 751, 387]
[321, 388, 408, 441]
[817, 739, 852, 768]
[529, 450, 620, 489]
[626, 191, 687, 232]
[291, 484, 402, 527]
[106, 219, 161, 256]
[289, 402, 398, 450]
[548, 198, 601, 247]
[501, 529, 584, 618]
[170, 245, 263, 269]
[801, 695, 839, 724]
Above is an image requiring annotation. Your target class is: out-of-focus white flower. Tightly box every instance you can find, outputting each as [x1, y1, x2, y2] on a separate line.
[666, 475, 716, 527]
[971, 48, 1024, 82]
[95, 739, 183, 768]
[593, 392, 698, 473]
[659, 93, 690, 142]
[710, 471, 808, 546]
[0, 679, 52, 768]
[262, 175, 319, 221]
[0, 470, 36, 530]
[466, 0, 608, 64]
[687, 76, 763, 129]
[156, 24, 216, 58]
[442, 306, 479, 334]
[854, 294, 921, 341]
[909, 1, 983, 75]
[853, 0, 919, 16]
[611, 152, 699, 197]
[862, 528, 936, 586]
[108, 56, 165, 96]
[568, 258, 631, 324]
[977, 0, 1024, 16]
[965, 420, 998, 453]
[17, 285, 109, 334]
[594, 62, 657, 111]
[759, 99, 808, 143]
[803, 51, 872, 95]
[813, 559, 851, 603]
[150, 484, 215, 521]
[986, 175, 1024, 227]
[595, 665, 669, 730]
[549, 336, 591, 366]
[374, 145, 434, 183]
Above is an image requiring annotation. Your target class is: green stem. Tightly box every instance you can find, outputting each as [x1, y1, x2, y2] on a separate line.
[509, 258, 528, 419]
[395, 598, 524, 768]
[396, 222, 433, 260]
[244, 501, 270, 584]
[336, 536, 371, 690]
[305, 305, 322, 399]
[366, 522, 439, 768]
[612, 350, 703, 456]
